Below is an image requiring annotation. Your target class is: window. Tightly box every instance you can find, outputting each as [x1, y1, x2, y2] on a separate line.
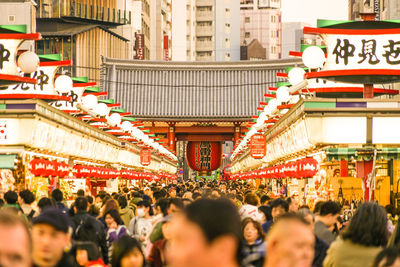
[225, 8, 230, 18]
[225, 38, 230, 48]
[225, 23, 230, 34]
[245, 17, 250, 23]
[225, 53, 231, 61]
[245, 32, 250, 38]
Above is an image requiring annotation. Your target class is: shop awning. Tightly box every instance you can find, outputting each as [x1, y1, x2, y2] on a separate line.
[0, 155, 17, 169]
[326, 148, 400, 161]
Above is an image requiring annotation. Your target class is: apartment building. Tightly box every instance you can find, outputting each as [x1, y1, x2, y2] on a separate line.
[349, 0, 400, 20]
[240, 0, 282, 60]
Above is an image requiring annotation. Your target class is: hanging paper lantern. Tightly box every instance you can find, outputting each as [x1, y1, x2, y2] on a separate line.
[301, 157, 319, 178]
[186, 141, 222, 172]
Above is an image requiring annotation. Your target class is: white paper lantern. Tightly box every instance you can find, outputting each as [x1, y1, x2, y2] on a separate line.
[276, 86, 290, 103]
[259, 112, 268, 122]
[288, 67, 306, 85]
[289, 95, 301, 104]
[82, 95, 98, 110]
[302, 46, 326, 69]
[268, 99, 278, 113]
[108, 113, 122, 126]
[18, 51, 40, 74]
[121, 121, 133, 132]
[94, 103, 109, 117]
[54, 75, 73, 94]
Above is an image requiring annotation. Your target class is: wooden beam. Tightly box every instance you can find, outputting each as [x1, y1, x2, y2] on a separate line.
[177, 134, 233, 142]
[147, 126, 248, 134]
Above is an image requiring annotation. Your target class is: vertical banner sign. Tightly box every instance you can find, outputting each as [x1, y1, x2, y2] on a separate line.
[140, 149, 151, 166]
[374, 0, 380, 21]
[163, 35, 169, 61]
[250, 134, 267, 159]
[135, 33, 145, 60]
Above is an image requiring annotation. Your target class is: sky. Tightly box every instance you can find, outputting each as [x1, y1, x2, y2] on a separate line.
[281, 0, 349, 26]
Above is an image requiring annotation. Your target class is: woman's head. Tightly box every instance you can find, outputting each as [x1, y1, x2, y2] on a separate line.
[112, 236, 145, 267]
[105, 209, 124, 227]
[102, 199, 119, 216]
[241, 217, 264, 244]
[372, 248, 400, 267]
[341, 202, 388, 247]
[72, 242, 101, 267]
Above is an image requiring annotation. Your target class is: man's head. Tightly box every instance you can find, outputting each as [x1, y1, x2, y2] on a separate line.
[74, 197, 88, 213]
[0, 210, 32, 267]
[287, 197, 299, 213]
[76, 189, 85, 197]
[19, 190, 35, 205]
[4, 190, 18, 205]
[318, 201, 341, 227]
[32, 208, 72, 267]
[117, 195, 128, 209]
[265, 213, 315, 267]
[136, 200, 151, 217]
[167, 198, 184, 215]
[244, 192, 260, 206]
[168, 199, 241, 267]
[270, 199, 289, 220]
[51, 189, 63, 202]
[169, 188, 177, 198]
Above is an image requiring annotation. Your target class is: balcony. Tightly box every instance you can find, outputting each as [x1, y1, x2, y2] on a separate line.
[37, 0, 131, 26]
[196, 26, 214, 37]
[196, 11, 213, 22]
[196, 0, 214, 7]
[196, 41, 213, 52]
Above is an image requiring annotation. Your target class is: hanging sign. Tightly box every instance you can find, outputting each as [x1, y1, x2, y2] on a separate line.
[140, 149, 151, 166]
[250, 134, 267, 159]
[49, 86, 85, 111]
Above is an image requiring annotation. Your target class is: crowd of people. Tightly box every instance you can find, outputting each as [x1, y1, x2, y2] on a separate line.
[0, 180, 400, 267]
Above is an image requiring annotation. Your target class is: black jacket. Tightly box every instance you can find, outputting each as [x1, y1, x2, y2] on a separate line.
[71, 211, 108, 263]
[313, 235, 329, 267]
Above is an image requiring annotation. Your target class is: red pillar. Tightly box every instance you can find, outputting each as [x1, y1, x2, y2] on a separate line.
[357, 160, 374, 201]
[168, 123, 176, 153]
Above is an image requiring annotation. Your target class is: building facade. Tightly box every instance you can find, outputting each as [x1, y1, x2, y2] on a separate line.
[171, 0, 240, 61]
[240, 0, 282, 60]
[349, 0, 400, 20]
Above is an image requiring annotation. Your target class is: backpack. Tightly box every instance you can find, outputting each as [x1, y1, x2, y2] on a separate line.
[73, 216, 100, 244]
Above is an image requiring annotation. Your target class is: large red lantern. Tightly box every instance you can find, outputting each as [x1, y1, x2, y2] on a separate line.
[186, 141, 222, 172]
[300, 157, 319, 178]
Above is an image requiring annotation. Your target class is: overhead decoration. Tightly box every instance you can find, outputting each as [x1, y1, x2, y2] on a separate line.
[187, 141, 222, 172]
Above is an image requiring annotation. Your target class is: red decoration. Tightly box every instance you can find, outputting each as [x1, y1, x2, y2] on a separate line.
[250, 134, 267, 159]
[140, 149, 151, 166]
[186, 141, 222, 172]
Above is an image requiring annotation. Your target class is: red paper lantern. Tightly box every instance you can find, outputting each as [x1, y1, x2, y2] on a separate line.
[30, 158, 46, 176]
[301, 158, 319, 178]
[186, 141, 222, 172]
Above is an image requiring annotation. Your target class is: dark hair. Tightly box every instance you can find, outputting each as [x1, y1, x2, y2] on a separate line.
[155, 198, 169, 217]
[314, 201, 325, 214]
[341, 202, 388, 247]
[372, 248, 400, 267]
[75, 196, 88, 212]
[258, 205, 273, 221]
[71, 241, 101, 262]
[260, 195, 270, 204]
[319, 201, 341, 216]
[244, 193, 259, 206]
[77, 189, 85, 197]
[87, 196, 93, 204]
[105, 209, 124, 226]
[38, 197, 56, 211]
[0, 199, 4, 208]
[51, 189, 64, 202]
[184, 199, 242, 262]
[241, 217, 264, 241]
[88, 204, 100, 217]
[192, 192, 202, 200]
[270, 198, 289, 212]
[101, 199, 119, 217]
[4, 190, 18, 204]
[112, 236, 145, 267]
[19, 190, 35, 204]
[168, 198, 184, 210]
[117, 196, 128, 209]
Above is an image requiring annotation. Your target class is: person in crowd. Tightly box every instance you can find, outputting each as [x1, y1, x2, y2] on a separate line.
[262, 198, 289, 234]
[148, 215, 173, 267]
[168, 188, 177, 198]
[260, 195, 270, 206]
[51, 189, 69, 214]
[112, 236, 146, 267]
[98, 199, 120, 227]
[371, 248, 400, 267]
[37, 197, 56, 212]
[71, 196, 108, 263]
[258, 205, 273, 224]
[0, 210, 32, 267]
[3, 190, 20, 212]
[0, 198, 4, 208]
[323, 202, 388, 267]
[314, 201, 341, 245]
[77, 189, 85, 197]
[31, 208, 75, 267]
[87, 195, 100, 217]
[298, 208, 329, 267]
[119, 195, 135, 228]
[287, 197, 299, 213]
[167, 198, 184, 215]
[19, 189, 37, 220]
[129, 200, 153, 249]
[264, 213, 315, 267]
[241, 217, 266, 267]
[71, 241, 107, 267]
[95, 194, 103, 209]
[239, 192, 263, 223]
[168, 198, 242, 267]
[105, 209, 128, 263]
[313, 201, 325, 215]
